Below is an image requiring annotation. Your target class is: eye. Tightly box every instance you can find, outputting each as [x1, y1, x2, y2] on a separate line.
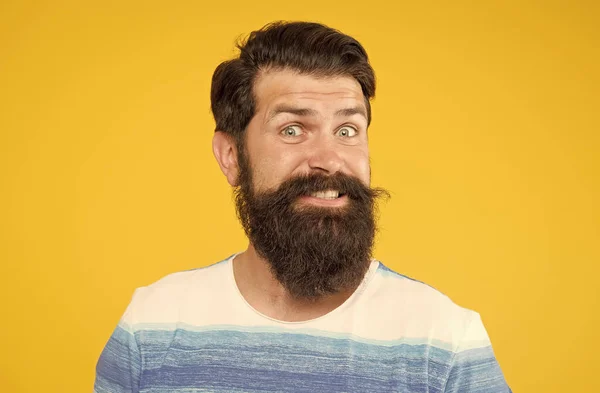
[281, 125, 304, 137]
[336, 126, 357, 137]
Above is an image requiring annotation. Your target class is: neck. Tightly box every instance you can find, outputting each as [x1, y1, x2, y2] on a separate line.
[233, 244, 358, 322]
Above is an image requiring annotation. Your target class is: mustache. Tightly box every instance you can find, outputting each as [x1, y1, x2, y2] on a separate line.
[253, 172, 389, 205]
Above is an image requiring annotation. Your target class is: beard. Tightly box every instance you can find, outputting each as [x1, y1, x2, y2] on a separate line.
[234, 149, 389, 301]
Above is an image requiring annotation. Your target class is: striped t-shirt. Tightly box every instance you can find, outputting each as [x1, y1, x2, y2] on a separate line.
[95, 254, 511, 392]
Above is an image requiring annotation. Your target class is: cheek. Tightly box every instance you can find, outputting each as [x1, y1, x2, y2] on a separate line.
[250, 147, 300, 191]
[348, 148, 371, 184]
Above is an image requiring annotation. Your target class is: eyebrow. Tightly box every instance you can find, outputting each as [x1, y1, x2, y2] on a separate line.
[267, 105, 368, 123]
[268, 106, 318, 121]
[335, 107, 368, 119]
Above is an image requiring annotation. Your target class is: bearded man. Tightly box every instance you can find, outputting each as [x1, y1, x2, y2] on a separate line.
[95, 21, 511, 393]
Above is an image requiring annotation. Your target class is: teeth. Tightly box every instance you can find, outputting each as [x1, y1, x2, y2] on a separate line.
[310, 190, 340, 199]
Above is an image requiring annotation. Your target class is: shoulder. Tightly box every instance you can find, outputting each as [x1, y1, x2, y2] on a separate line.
[372, 261, 460, 310]
[358, 261, 481, 348]
[121, 254, 235, 326]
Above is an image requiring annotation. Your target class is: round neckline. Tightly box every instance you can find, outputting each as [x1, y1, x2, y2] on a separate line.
[227, 252, 380, 325]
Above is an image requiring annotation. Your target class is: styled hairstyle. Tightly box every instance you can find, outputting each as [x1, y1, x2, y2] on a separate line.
[210, 21, 376, 148]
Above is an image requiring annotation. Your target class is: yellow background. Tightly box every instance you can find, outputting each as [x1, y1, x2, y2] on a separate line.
[1, 1, 598, 392]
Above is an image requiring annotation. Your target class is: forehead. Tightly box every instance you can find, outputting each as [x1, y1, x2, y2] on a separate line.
[252, 69, 366, 115]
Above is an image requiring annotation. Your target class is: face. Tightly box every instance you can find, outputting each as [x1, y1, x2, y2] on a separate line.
[245, 69, 371, 202]
[214, 68, 387, 300]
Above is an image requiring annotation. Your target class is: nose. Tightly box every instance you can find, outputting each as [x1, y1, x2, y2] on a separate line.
[307, 141, 344, 175]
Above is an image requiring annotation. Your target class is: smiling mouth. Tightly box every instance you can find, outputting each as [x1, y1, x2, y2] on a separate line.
[309, 189, 345, 199]
[297, 190, 349, 207]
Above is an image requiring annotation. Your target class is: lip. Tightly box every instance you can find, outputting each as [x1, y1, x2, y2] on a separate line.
[297, 194, 349, 207]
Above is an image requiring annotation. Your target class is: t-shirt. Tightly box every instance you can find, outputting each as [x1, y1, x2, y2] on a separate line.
[95, 254, 511, 392]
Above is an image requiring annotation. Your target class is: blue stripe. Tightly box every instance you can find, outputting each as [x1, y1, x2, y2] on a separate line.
[128, 329, 489, 392]
[95, 325, 141, 393]
[97, 326, 508, 392]
[127, 322, 461, 351]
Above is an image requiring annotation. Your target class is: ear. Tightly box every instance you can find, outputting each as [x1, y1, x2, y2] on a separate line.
[212, 131, 240, 187]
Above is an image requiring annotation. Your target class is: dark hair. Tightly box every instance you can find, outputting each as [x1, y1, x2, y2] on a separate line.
[210, 21, 376, 147]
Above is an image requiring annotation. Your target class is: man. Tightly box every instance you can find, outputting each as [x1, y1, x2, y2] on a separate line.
[95, 21, 511, 392]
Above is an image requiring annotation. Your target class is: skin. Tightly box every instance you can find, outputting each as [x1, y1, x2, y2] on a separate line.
[212, 68, 371, 322]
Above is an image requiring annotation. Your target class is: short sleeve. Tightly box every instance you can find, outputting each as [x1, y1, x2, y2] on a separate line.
[94, 291, 143, 393]
[444, 312, 512, 393]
